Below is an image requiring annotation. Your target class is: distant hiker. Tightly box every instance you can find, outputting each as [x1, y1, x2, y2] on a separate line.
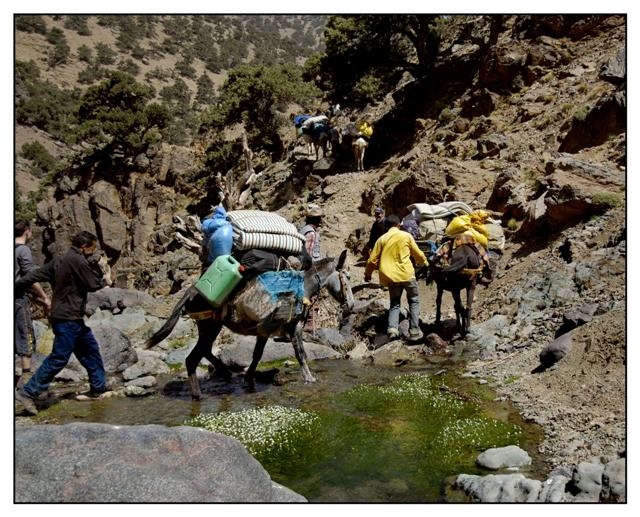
[299, 205, 325, 334]
[401, 212, 421, 240]
[299, 204, 324, 261]
[363, 207, 387, 259]
[364, 215, 428, 342]
[14, 219, 51, 388]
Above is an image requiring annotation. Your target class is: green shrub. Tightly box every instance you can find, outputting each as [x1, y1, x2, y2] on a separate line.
[118, 58, 140, 76]
[95, 42, 117, 65]
[572, 105, 590, 123]
[21, 141, 56, 176]
[77, 44, 93, 63]
[352, 74, 384, 105]
[438, 107, 456, 124]
[592, 192, 622, 211]
[64, 15, 91, 36]
[15, 15, 47, 34]
[78, 64, 104, 84]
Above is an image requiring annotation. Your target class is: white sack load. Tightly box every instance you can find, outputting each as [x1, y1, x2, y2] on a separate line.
[408, 201, 474, 221]
[228, 210, 304, 254]
[419, 218, 448, 242]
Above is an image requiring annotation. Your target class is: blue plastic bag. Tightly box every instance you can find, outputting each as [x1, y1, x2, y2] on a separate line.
[201, 206, 233, 266]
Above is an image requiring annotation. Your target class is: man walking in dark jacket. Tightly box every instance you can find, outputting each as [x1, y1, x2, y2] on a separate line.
[362, 207, 386, 259]
[15, 231, 111, 415]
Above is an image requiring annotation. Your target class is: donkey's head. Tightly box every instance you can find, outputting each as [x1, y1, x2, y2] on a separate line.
[306, 249, 355, 314]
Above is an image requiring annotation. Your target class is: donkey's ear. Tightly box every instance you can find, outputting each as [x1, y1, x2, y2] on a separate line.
[337, 249, 348, 270]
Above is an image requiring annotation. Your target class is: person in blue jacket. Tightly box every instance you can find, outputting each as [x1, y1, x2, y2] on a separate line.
[200, 205, 233, 272]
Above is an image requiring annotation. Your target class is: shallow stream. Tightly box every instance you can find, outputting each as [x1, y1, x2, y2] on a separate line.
[34, 358, 545, 502]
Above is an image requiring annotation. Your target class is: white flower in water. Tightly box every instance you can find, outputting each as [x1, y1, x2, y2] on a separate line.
[186, 405, 318, 456]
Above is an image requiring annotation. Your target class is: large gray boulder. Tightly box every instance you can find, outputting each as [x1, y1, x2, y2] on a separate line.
[15, 423, 306, 503]
[476, 445, 532, 470]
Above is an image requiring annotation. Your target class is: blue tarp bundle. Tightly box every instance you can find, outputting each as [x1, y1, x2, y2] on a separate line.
[257, 271, 305, 303]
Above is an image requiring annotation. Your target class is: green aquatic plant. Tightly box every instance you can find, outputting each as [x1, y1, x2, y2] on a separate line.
[434, 417, 523, 463]
[186, 405, 320, 458]
[340, 373, 523, 470]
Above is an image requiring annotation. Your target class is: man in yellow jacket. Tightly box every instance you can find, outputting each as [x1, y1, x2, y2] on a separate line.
[364, 214, 428, 341]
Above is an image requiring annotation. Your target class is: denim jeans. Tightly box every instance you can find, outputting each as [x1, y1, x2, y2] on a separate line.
[23, 319, 106, 398]
[387, 279, 421, 331]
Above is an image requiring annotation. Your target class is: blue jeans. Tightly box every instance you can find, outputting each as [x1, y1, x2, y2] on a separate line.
[23, 319, 106, 398]
[387, 279, 421, 331]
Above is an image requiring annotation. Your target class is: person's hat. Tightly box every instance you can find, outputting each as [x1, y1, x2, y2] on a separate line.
[307, 205, 324, 217]
[374, 207, 384, 214]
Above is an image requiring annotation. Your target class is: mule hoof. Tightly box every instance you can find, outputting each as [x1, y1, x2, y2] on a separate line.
[188, 374, 202, 400]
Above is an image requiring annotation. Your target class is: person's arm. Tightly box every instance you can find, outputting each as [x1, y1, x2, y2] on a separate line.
[30, 282, 51, 312]
[364, 238, 383, 281]
[15, 261, 54, 291]
[303, 230, 315, 256]
[75, 256, 107, 292]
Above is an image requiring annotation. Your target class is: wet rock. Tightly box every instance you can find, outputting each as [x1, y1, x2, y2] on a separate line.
[476, 445, 532, 470]
[125, 375, 157, 389]
[455, 473, 542, 502]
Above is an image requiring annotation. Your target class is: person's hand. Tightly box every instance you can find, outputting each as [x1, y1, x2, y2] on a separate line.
[40, 295, 52, 314]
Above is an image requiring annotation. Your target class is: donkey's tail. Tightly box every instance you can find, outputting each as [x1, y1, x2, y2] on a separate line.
[144, 287, 194, 349]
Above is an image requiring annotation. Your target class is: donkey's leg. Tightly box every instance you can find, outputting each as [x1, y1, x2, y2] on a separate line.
[463, 282, 476, 337]
[435, 284, 444, 327]
[244, 336, 268, 389]
[185, 320, 222, 400]
[451, 289, 464, 335]
[292, 321, 316, 383]
[203, 349, 232, 382]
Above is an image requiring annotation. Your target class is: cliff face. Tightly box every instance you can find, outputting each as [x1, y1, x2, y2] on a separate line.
[16, 15, 626, 297]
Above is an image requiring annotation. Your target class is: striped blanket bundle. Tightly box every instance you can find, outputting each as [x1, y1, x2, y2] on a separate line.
[227, 210, 305, 255]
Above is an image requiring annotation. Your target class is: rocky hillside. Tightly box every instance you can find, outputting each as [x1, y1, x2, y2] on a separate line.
[15, 15, 626, 501]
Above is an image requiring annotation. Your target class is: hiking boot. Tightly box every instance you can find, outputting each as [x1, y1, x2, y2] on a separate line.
[15, 389, 38, 416]
[387, 328, 399, 339]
